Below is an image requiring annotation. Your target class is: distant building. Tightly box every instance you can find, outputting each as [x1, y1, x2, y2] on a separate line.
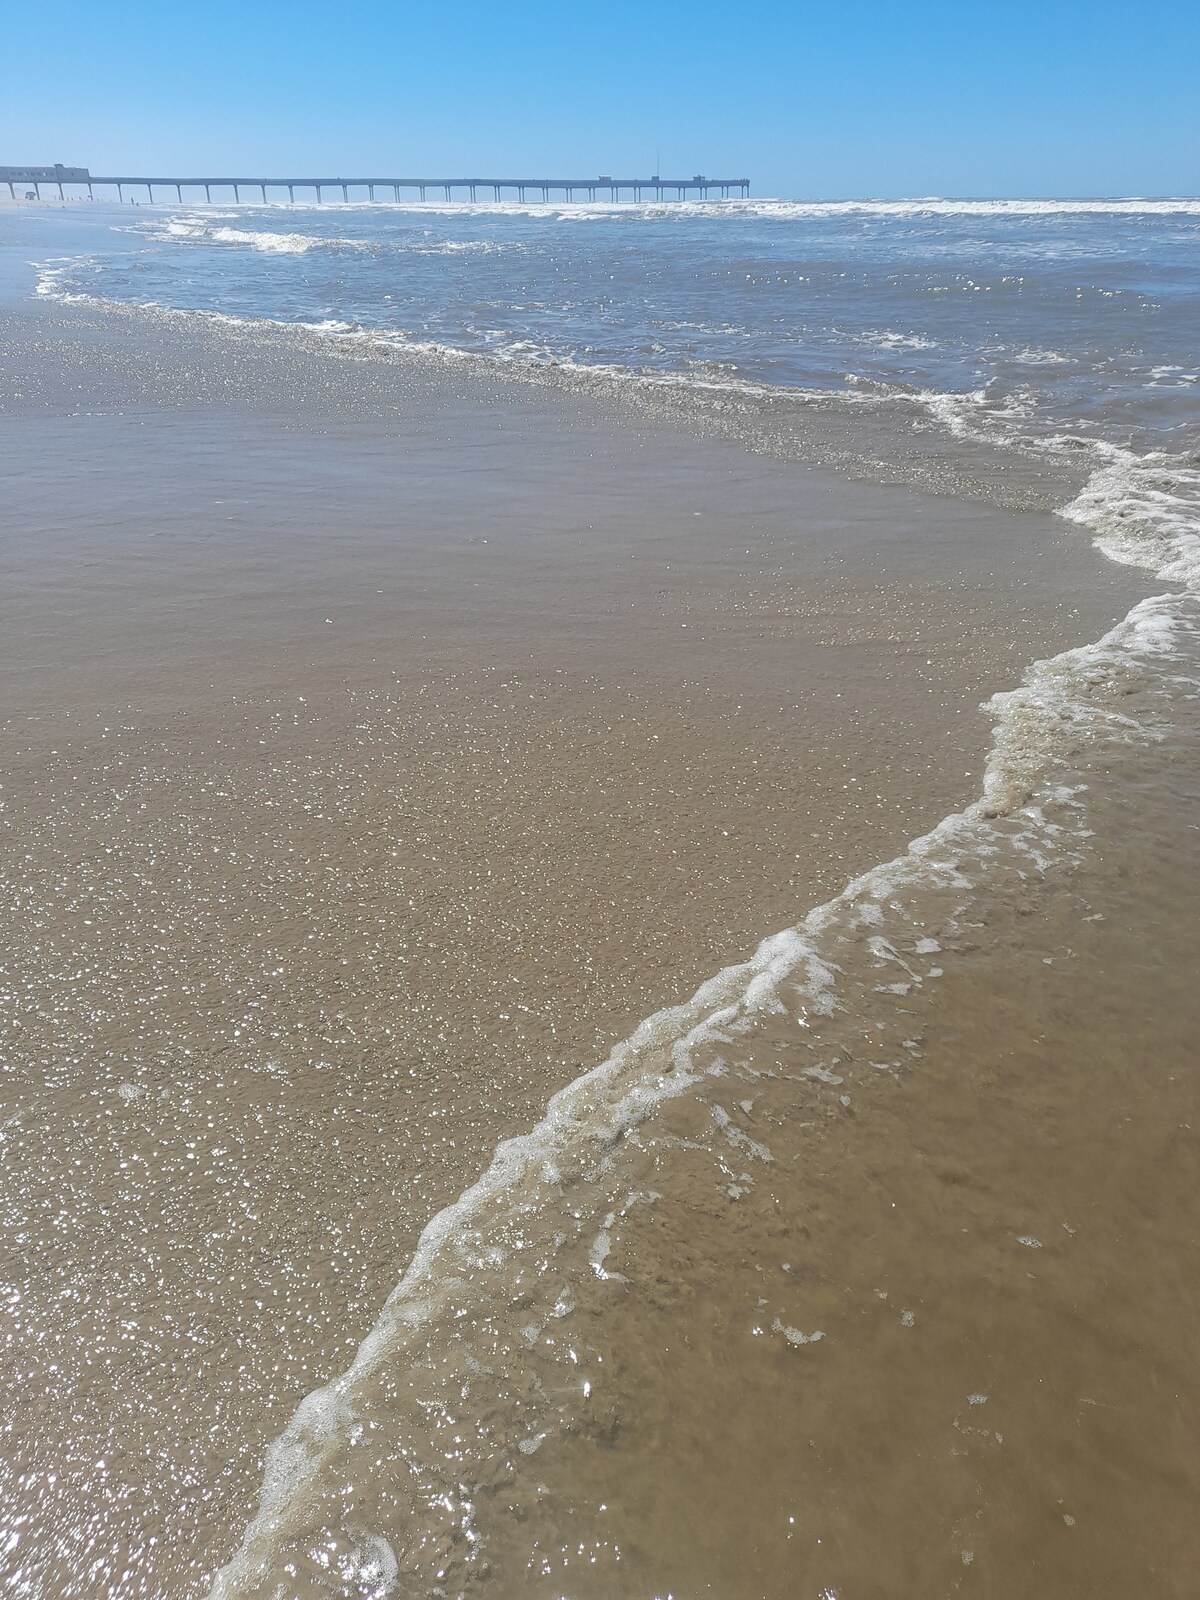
[0, 163, 91, 183]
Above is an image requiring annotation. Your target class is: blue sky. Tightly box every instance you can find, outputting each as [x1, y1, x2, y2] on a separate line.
[3, 0, 1197, 197]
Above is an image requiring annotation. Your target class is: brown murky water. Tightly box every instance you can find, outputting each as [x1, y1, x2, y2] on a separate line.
[0, 301, 1194, 1599]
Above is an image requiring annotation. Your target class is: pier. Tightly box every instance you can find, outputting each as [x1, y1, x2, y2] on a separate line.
[2, 163, 750, 204]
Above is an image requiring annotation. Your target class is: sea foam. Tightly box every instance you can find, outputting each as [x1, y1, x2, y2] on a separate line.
[208, 195, 1200, 220]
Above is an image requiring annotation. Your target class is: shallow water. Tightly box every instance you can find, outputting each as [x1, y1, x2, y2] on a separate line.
[209, 591, 1200, 1600]
[2, 200, 1198, 1598]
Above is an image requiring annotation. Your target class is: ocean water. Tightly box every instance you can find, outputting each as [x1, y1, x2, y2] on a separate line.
[38, 198, 1200, 453]
[9, 199, 1200, 1597]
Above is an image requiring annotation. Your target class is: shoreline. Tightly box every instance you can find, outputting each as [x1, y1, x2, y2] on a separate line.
[2, 202, 1119, 514]
[214, 582, 1200, 1597]
[2, 253, 1195, 1596]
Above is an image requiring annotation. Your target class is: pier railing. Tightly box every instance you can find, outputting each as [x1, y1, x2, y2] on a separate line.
[2, 164, 750, 204]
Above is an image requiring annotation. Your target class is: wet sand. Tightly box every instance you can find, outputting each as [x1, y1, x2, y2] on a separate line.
[487, 644, 1200, 1600]
[0, 298, 1181, 1597]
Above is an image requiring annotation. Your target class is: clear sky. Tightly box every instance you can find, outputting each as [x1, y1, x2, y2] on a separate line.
[3, 0, 1197, 198]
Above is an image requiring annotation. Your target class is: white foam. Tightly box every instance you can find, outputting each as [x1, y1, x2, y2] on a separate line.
[172, 195, 1200, 221]
[1059, 450, 1200, 590]
[136, 217, 376, 254]
[859, 329, 939, 351]
[130, 216, 514, 256]
[726, 197, 1200, 220]
[98, 194, 1200, 238]
[773, 1319, 825, 1346]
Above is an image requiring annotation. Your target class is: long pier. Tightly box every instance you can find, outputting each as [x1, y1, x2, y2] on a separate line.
[2, 164, 750, 204]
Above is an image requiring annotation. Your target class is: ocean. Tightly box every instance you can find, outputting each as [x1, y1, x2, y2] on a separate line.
[37, 198, 1200, 441]
[3, 197, 1199, 1598]
[36, 198, 1200, 566]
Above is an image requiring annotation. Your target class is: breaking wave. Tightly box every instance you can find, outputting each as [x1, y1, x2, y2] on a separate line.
[140, 195, 1200, 221]
[126, 217, 514, 255]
